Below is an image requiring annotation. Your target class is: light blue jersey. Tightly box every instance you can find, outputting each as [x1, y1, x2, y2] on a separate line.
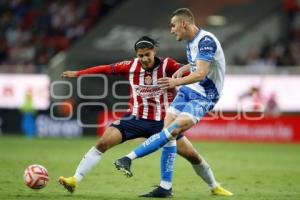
[169, 29, 225, 123]
[185, 29, 225, 98]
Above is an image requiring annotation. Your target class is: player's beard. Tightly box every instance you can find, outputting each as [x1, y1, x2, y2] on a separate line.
[173, 33, 182, 41]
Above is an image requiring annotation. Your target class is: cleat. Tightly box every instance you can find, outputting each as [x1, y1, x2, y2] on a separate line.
[139, 186, 173, 198]
[58, 176, 77, 193]
[114, 157, 133, 177]
[211, 186, 233, 196]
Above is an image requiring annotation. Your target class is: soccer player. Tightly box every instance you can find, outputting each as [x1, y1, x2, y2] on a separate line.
[114, 8, 233, 197]
[58, 36, 230, 198]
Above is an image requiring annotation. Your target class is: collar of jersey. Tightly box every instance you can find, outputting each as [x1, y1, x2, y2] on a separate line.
[189, 28, 202, 43]
[141, 57, 161, 72]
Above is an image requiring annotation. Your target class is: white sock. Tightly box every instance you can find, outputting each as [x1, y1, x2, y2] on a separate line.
[160, 180, 172, 190]
[126, 151, 137, 160]
[74, 146, 102, 182]
[192, 160, 219, 189]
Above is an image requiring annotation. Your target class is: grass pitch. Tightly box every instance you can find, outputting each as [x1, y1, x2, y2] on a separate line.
[0, 135, 299, 200]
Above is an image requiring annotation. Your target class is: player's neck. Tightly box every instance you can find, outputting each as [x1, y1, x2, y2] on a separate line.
[141, 57, 160, 71]
[187, 25, 199, 41]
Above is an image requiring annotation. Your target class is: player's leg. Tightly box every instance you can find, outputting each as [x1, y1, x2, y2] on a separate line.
[159, 113, 177, 190]
[114, 90, 194, 177]
[141, 98, 183, 190]
[139, 113, 178, 197]
[115, 114, 195, 177]
[74, 126, 123, 181]
[176, 137, 219, 188]
[116, 86, 211, 171]
[58, 126, 122, 193]
[122, 90, 193, 160]
[155, 99, 191, 194]
[177, 137, 233, 196]
[124, 115, 194, 158]
[157, 113, 193, 191]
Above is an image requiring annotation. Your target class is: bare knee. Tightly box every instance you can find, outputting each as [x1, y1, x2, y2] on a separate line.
[95, 139, 110, 153]
[95, 127, 122, 153]
[170, 121, 194, 138]
[171, 117, 194, 137]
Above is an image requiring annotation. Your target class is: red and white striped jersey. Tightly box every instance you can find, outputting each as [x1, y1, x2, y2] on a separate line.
[76, 57, 181, 121]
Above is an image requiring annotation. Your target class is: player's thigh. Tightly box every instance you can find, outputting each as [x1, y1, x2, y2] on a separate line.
[176, 136, 202, 164]
[180, 98, 214, 124]
[95, 126, 123, 152]
[163, 112, 176, 128]
[167, 91, 186, 117]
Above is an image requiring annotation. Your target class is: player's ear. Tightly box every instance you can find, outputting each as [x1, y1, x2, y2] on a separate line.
[180, 19, 186, 27]
[181, 20, 187, 28]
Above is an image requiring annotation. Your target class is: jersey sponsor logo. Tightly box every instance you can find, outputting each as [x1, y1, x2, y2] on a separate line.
[134, 85, 163, 98]
[115, 60, 131, 66]
[166, 153, 176, 172]
[198, 35, 217, 55]
[142, 133, 161, 147]
[199, 46, 214, 51]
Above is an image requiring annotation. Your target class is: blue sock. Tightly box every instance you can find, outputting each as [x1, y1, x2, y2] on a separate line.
[134, 123, 179, 158]
[160, 140, 176, 189]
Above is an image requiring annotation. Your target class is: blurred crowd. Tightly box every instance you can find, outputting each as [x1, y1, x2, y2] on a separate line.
[0, 0, 121, 73]
[233, 0, 300, 67]
[232, 37, 300, 67]
[0, 0, 299, 74]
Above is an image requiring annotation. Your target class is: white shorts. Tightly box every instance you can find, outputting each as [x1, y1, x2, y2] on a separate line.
[167, 86, 218, 124]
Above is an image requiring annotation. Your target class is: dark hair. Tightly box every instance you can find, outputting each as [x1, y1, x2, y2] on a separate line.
[134, 36, 159, 51]
[171, 8, 194, 24]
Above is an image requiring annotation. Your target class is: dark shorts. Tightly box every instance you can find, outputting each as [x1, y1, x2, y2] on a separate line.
[110, 114, 184, 142]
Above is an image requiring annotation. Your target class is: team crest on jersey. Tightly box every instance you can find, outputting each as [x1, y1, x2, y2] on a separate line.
[144, 75, 152, 85]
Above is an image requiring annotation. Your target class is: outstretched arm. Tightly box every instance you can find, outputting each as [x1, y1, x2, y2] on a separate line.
[61, 65, 112, 78]
[158, 60, 209, 89]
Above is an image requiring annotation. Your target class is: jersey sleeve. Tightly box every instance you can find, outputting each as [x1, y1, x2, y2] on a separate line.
[165, 58, 182, 77]
[76, 64, 112, 76]
[110, 60, 133, 76]
[196, 35, 217, 62]
[76, 60, 133, 76]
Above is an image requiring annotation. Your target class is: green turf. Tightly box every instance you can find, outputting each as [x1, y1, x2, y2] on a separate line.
[0, 135, 300, 200]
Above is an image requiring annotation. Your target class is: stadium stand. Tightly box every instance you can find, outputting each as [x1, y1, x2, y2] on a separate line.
[0, 0, 125, 73]
[1, 0, 298, 73]
[171, 0, 299, 68]
[223, 0, 300, 67]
